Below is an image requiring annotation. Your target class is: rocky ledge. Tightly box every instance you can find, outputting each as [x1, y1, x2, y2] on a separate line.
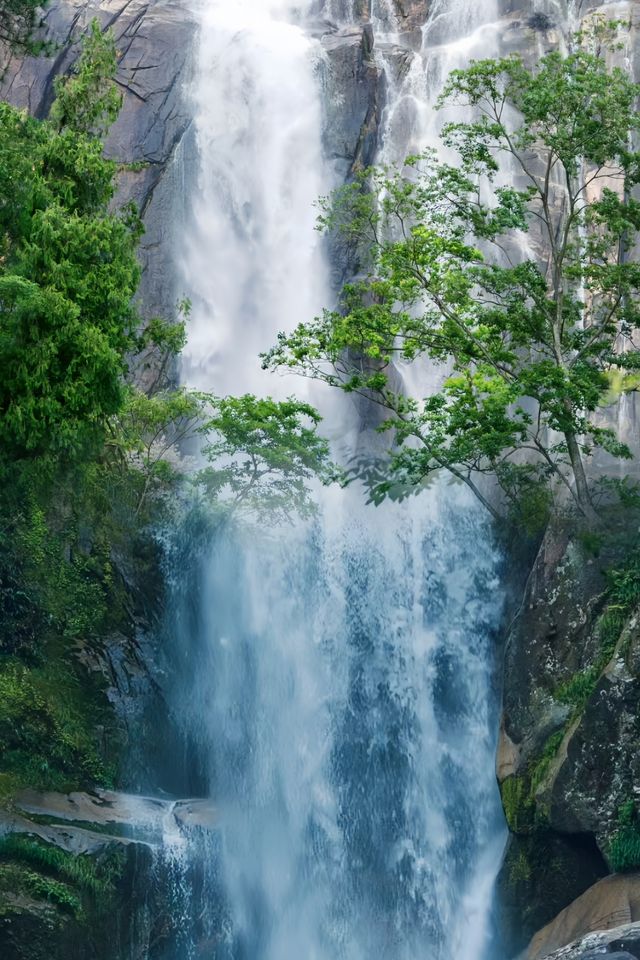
[0, 788, 217, 960]
[535, 921, 640, 960]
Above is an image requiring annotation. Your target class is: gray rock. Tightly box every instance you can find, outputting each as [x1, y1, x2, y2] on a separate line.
[496, 519, 639, 954]
[534, 923, 640, 959]
[321, 24, 385, 178]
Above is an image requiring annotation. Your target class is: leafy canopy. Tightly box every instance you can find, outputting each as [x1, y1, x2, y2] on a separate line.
[196, 395, 335, 524]
[264, 22, 640, 524]
[0, 23, 138, 462]
[50, 19, 123, 138]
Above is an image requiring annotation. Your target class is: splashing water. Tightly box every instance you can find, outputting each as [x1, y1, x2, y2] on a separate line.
[170, 1, 509, 958]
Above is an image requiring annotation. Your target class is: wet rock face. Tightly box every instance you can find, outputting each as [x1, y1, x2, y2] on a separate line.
[392, 0, 429, 29]
[321, 23, 384, 178]
[318, 0, 429, 27]
[497, 518, 640, 956]
[0, 789, 218, 960]
[0, 0, 196, 322]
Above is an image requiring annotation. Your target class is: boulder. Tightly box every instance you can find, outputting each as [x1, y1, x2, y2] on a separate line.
[529, 922, 640, 959]
[527, 876, 640, 959]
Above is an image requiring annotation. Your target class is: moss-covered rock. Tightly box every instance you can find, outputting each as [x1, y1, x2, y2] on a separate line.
[497, 831, 608, 957]
[0, 832, 146, 960]
[498, 513, 640, 955]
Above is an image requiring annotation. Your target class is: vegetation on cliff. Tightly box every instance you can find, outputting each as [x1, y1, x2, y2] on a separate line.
[0, 19, 332, 799]
[0, 0, 42, 50]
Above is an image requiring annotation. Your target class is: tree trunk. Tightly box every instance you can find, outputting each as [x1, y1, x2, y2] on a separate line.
[564, 430, 598, 523]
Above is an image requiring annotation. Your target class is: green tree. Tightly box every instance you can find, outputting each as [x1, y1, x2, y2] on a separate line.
[0, 23, 137, 462]
[196, 396, 335, 524]
[50, 20, 122, 138]
[264, 24, 640, 524]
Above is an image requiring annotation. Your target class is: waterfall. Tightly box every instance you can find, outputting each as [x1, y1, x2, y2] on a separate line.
[181, 0, 330, 397]
[168, 1, 509, 958]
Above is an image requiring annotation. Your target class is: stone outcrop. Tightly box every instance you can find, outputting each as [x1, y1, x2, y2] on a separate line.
[0, 0, 196, 321]
[320, 23, 384, 178]
[497, 514, 640, 956]
[0, 788, 217, 960]
[9, 788, 217, 843]
[527, 875, 640, 959]
[531, 921, 640, 960]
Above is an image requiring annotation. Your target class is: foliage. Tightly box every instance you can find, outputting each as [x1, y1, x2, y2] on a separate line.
[608, 799, 640, 872]
[130, 300, 190, 394]
[0, 656, 114, 790]
[264, 23, 640, 522]
[24, 871, 81, 915]
[50, 20, 122, 138]
[0, 102, 141, 462]
[0, 836, 123, 897]
[0, 836, 124, 922]
[196, 396, 336, 524]
[607, 552, 640, 608]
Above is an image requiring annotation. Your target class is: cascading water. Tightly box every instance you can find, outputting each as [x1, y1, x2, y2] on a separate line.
[168, 1, 511, 958]
[181, 0, 330, 397]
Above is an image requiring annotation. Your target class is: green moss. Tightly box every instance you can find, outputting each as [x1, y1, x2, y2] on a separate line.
[501, 774, 534, 833]
[556, 607, 625, 716]
[556, 665, 601, 712]
[530, 730, 564, 794]
[501, 731, 565, 835]
[508, 848, 532, 884]
[0, 835, 125, 927]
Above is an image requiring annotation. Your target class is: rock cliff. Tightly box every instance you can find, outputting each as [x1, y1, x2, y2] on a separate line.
[497, 509, 640, 957]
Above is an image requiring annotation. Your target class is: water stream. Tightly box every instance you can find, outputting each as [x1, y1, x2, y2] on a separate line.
[169, 1, 510, 957]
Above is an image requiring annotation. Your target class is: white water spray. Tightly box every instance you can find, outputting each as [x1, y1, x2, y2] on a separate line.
[181, 0, 330, 397]
[173, 1, 509, 958]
